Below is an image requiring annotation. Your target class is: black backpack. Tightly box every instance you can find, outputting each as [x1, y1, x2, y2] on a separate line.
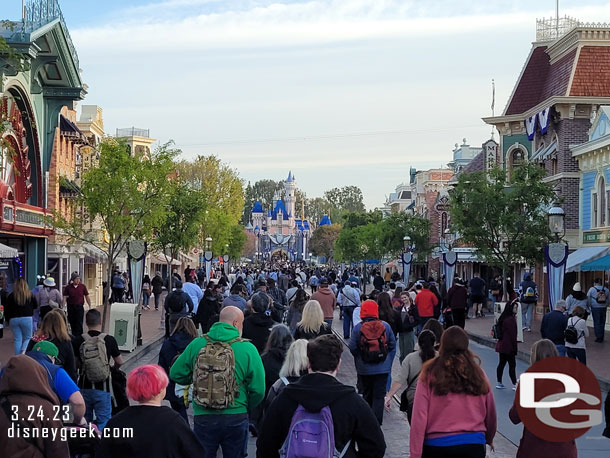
[564, 318, 582, 345]
[491, 321, 503, 340]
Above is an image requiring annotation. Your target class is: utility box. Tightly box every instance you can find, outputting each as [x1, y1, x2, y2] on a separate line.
[109, 303, 138, 352]
[493, 301, 524, 343]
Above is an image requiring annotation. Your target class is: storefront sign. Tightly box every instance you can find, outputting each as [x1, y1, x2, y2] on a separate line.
[583, 230, 610, 244]
[15, 209, 45, 227]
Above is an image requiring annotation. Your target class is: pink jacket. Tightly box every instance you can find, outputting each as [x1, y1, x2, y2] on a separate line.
[409, 376, 497, 458]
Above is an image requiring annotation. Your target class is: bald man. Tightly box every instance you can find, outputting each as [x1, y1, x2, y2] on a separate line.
[170, 305, 265, 458]
[219, 306, 244, 335]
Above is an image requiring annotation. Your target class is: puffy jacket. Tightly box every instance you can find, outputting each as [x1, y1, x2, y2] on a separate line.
[242, 312, 274, 354]
[158, 331, 195, 404]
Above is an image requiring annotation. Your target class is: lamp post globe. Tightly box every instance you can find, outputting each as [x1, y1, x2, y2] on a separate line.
[403, 235, 411, 251]
[548, 206, 565, 241]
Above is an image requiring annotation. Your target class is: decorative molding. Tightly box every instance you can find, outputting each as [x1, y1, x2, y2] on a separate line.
[542, 172, 581, 182]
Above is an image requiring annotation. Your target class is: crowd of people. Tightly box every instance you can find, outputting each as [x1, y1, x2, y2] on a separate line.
[0, 262, 609, 458]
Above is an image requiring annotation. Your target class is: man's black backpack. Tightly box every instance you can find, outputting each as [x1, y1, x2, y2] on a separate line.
[564, 318, 582, 345]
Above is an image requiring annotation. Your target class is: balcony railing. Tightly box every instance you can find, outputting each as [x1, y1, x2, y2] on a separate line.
[116, 127, 150, 138]
[535, 16, 610, 42]
[23, 0, 79, 71]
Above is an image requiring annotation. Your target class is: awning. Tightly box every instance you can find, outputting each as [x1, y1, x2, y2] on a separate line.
[531, 140, 558, 161]
[60, 115, 88, 145]
[566, 246, 610, 272]
[0, 242, 18, 259]
[580, 253, 610, 271]
[83, 243, 107, 262]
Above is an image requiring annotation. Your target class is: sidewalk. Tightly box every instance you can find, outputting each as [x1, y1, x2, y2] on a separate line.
[465, 312, 610, 390]
[0, 300, 166, 368]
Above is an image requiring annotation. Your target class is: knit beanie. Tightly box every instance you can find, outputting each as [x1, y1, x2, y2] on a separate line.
[360, 300, 379, 319]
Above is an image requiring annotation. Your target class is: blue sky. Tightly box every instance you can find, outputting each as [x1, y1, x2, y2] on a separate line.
[7, 1, 610, 209]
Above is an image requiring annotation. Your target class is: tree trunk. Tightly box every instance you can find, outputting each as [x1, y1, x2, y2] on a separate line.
[101, 257, 114, 332]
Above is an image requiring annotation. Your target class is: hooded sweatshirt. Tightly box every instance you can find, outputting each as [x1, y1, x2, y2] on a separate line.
[242, 312, 275, 353]
[311, 287, 337, 319]
[158, 331, 196, 404]
[256, 372, 386, 458]
[0, 355, 70, 458]
[170, 322, 265, 416]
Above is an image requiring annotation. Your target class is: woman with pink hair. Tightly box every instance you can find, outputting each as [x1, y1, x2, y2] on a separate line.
[97, 364, 203, 458]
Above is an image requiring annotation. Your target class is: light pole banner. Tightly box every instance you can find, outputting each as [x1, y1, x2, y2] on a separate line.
[442, 250, 458, 292]
[402, 252, 413, 285]
[204, 251, 213, 284]
[545, 243, 569, 312]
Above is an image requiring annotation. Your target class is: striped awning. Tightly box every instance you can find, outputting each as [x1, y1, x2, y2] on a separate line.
[0, 242, 18, 259]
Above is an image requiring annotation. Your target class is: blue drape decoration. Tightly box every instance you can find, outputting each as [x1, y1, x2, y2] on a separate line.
[402, 252, 413, 285]
[545, 243, 569, 313]
[443, 250, 458, 292]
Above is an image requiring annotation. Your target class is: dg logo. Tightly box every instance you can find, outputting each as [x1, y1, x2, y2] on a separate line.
[516, 356, 602, 442]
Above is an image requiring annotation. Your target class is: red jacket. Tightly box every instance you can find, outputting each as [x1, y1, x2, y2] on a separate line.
[414, 289, 438, 318]
[495, 316, 518, 354]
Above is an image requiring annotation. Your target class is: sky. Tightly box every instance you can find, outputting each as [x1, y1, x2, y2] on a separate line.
[7, 0, 610, 210]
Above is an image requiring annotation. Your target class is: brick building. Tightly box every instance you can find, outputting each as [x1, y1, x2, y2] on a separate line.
[411, 168, 454, 279]
[484, 19, 610, 312]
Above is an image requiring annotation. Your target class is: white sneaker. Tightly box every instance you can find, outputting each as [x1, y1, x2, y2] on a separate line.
[495, 383, 506, 389]
[512, 386, 517, 391]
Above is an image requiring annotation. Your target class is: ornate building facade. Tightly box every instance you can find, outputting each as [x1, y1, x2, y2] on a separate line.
[1, 0, 86, 287]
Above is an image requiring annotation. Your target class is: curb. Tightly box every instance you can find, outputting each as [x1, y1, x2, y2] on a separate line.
[120, 332, 165, 368]
[466, 331, 610, 392]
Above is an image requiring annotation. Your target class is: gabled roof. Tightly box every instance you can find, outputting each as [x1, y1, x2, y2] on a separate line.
[271, 199, 289, 220]
[252, 201, 263, 213]
[319, 215, 332, 226]
[462, 150, 486, 174]
[504, 28, 610, 117]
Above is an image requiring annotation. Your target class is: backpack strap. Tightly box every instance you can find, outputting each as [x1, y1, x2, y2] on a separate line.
[280, 376, 290, 385]
[337, 440, 352, 458]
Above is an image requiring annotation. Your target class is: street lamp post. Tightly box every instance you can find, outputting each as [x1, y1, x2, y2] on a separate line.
[545, 205, 568, 313]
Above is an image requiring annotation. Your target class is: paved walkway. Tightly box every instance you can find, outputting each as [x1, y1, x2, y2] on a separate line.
[0, 294, 166, 367]
[465, 311, 610, 386]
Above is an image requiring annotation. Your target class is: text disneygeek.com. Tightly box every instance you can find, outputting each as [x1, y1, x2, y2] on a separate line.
[7, 424, 134, 441]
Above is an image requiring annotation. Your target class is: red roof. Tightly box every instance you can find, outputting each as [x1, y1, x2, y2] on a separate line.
[505, 46, 550, 115]
[570, 47, 610, 97]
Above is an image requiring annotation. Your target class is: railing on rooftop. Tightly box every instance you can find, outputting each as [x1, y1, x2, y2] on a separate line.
[23, 0, 79, 71]
[116, 127, 150, 138]
[535, 16, 610, 42]
[536, 16, 581, 41]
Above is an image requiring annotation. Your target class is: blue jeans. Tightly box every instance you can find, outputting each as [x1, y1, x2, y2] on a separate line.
[9, 316, 33, 354]
[342, 307, 355, 338]
[555, 344, 567, 357]
[522, 303, 534, 328]
[194, 413, 249, 458]
[592, 307, 607, 341]
[82, 389, 112, 430]
[142, 292, 150, 306]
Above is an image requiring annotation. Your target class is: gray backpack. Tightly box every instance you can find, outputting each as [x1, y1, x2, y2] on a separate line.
[80, 333, 110, 383]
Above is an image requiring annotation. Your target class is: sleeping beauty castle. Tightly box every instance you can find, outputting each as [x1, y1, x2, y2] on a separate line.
[248, 172, 330, 262]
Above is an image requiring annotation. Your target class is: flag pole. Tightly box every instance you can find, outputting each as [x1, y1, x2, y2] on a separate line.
[490, 78, 496, 139]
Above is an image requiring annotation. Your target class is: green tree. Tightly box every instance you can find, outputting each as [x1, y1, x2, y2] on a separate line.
[309, 224, 341, 259]
[307, 196, 332, 226]
[242, 179, 281, 224]
[449, 164, 555, 296]
[53, 138, 177, 327]
[379, 213, 431, 259]
[342, 211, 382, 229]
[150, 179, 207, 290]
[324, 185, 365, 219]
[176, 155, 244, 254]
[334, 227, 364, 262]
[227, 224, 247, 261]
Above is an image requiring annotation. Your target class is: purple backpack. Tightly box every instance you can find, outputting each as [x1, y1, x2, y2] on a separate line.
[280, 405, 351, 458]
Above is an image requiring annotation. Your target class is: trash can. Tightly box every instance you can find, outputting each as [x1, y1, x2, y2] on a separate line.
[109, 303, 139, 352]
[493, 301, 524, 343]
